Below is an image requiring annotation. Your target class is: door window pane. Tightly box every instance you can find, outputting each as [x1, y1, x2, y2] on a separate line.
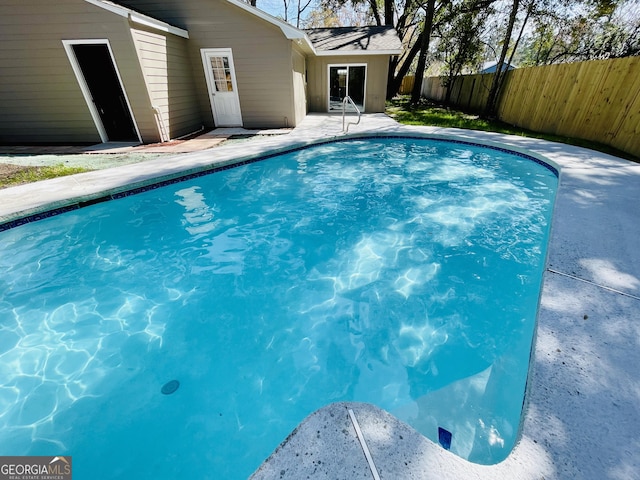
[211, 56, 233, 92]
[330, 66, 347, 103]
[348, 66, 365, 107]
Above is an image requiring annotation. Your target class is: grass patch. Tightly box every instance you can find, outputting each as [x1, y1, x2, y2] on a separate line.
[0, 164, 90, 189]
[386, 96, 638, 162]
[386, 98, 498, 131]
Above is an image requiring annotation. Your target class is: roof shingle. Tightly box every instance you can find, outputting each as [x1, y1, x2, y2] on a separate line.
[304, 26, 402, 54]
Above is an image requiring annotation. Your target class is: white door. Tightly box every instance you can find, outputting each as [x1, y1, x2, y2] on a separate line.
[201, 48, 243, 127]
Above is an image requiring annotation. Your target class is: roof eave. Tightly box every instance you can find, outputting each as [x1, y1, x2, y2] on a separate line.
[84, 0, 189, 38]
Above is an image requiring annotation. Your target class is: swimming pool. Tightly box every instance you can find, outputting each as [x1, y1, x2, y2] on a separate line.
[0, 137, 557, 478]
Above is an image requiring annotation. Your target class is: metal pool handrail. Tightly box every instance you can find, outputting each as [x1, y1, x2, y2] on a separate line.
[342, 96, 361, 133]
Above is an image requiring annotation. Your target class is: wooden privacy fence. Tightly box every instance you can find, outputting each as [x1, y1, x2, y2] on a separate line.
[415, 56, 640, 159]
[399, 75, 415, 94]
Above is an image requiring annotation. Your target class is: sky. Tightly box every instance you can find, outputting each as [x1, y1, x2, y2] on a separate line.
[254, 0, 298, 20]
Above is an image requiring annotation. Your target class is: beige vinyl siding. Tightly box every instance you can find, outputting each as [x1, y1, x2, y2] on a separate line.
[0, 1, 101, 143]
[0, 0, 160, 144]
[120, 0, 301, 128]
[195, 2, 298, 128]
[131, 28, 201, 139]
[225, 37, 291, 128]
[306, 55, 390, 113]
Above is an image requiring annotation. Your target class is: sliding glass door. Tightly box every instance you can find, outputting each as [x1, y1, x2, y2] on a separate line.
[328, 65, 366, 112]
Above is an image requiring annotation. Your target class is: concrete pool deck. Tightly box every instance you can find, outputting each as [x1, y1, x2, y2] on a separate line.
[1, 114, 639, 479]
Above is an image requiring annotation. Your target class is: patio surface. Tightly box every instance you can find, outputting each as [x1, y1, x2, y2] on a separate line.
[0, 114, 638, 479]
[0, 126, 293, 156]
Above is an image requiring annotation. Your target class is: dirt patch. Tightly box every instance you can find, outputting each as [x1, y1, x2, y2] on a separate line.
[0, 163, 42, 189]
[0, 163, 30, 179]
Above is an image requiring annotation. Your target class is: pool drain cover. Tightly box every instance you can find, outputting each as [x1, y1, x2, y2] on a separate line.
[161, 380, 180, 395]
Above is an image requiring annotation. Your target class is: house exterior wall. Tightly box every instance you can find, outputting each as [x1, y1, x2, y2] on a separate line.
[306, 55, 390, 113]
[0, 0, 162, 144]
[0, 0, 396, 143]
[131, 27, 201, 139]
[121, 0, 302, 128]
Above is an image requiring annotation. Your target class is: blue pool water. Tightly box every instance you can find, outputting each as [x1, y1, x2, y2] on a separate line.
[0, 138, 557, 477]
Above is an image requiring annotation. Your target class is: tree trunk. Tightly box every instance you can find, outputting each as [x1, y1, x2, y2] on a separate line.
[387, 56, 399, 100]
[369, 0, 382, 26]
[411, 0, 437, 104]
[507, 0, 533, 69]
[385, 0, 394, 26]
[296, 0, 313, 28]
[485, 0, 519, 118]
[387, 31, 425, 99]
